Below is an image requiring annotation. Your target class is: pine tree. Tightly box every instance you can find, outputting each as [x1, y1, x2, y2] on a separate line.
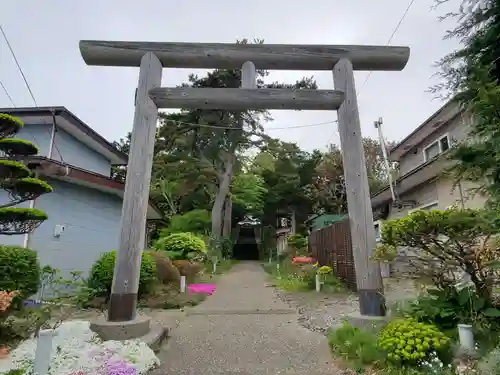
[0, 114, 52, 234]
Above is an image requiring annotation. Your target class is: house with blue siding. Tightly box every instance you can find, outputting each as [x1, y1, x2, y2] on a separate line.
[0, 106, 162, 278]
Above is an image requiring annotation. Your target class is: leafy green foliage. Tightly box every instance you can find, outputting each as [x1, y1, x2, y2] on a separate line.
[0, 113, 24, 138]
[264, 260, 343, 292]
[0, 245, 40, 301]
[378, 318, 450, 366]
[328, 323, 384, 366]
[231, 173, 267, 215]
[380, 208, 500, 298]
[0, 160, 31, 179]
[154, 232, 206, 260]
[287, 234, 308, 254]
[0, 208, 48, 221]
[0, 113, 52, 235]
[433, 1, 500, 205]
[0, 138, 39, 156]
[87, 250, 156, 297]
[162, 209, 211, 236]
[397, 286, 500, 332]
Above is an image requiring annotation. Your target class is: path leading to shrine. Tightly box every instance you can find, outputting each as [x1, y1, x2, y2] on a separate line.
[152, 261, 336, 375]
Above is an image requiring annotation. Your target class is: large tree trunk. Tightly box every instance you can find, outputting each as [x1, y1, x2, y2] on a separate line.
[223, 195, 232, 238]
[211, 155, 234, 240]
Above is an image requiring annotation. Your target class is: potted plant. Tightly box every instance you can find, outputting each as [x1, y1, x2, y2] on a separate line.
[455, 276, 476, 352]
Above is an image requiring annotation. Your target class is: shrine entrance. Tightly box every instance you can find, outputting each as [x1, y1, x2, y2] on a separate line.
[79, 39, 410, 321]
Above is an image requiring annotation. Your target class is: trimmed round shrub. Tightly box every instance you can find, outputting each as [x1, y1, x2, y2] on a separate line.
[87, 250, 156, 297]
[154, 232, 206, 260]
[149, 251, 181, 284]
[0, 245, 40, 300]
[378, 318, 450, 365]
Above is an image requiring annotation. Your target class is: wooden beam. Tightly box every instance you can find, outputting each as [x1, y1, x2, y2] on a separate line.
[79, 40, 410, 71]
[148, 87, 344, 110]
[333, 58, 386, 317]
[107, 52, 162, 322]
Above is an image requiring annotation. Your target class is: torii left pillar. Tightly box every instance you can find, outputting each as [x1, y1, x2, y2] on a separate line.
[90, 52, 163, 341]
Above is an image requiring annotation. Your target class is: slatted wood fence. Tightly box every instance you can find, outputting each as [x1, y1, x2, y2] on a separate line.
[308, 218, 357, 290]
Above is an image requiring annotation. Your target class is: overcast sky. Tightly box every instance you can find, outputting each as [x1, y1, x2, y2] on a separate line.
[1, 0, 460, 151]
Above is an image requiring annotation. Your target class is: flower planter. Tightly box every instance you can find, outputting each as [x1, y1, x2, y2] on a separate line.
[34, 328, 57, 375]
[457, 324, 475, 351]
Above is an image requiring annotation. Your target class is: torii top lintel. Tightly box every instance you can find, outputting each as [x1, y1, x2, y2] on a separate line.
[79, 40, 410, 71]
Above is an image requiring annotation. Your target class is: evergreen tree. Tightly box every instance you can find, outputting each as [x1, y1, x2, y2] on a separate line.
[0, 114, 52, 234]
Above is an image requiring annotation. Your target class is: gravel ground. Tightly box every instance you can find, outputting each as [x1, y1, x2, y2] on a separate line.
[151, 262, 345, 375]
[274, 277, 423, 334]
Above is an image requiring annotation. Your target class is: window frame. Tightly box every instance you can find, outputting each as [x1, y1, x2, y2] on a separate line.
[423, 133, 450, 162]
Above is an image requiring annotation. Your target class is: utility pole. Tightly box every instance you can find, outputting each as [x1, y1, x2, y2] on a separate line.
[374, 118, 396, 203]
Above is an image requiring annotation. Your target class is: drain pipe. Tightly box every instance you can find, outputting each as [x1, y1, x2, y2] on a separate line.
[48, 111, 57, 159]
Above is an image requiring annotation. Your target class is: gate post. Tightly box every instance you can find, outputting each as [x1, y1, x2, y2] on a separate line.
[108, 53, 163, 322]
[333, 58, 386, 317]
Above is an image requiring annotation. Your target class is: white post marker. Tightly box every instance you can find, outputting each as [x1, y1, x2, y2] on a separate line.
[315, 274, 321, 292]
[212, 256, 218, 274]
[34, 328, 57, 375]
[180, 276, 186, 293]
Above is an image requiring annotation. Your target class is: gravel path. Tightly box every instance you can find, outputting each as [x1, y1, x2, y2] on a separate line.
[275, 277, 422, 334]
[151, 262, 342, 375]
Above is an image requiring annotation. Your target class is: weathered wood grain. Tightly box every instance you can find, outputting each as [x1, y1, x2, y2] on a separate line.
[79, 40, 410, 71]
[148, 87, 344, 110]
[333, 58, 385, 317]
[108, 52, 162, 322]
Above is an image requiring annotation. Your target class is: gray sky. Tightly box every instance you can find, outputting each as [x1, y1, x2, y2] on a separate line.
[1, 0, 460, 151]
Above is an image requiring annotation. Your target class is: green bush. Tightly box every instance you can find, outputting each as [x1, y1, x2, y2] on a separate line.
[0, 245, 40, 300]
[87, 250, 156, 297]
[154, 232, 206, 260]
[161, 209, 211, 236]
[327, 323, 384, 366]
[378, 318, 450, 366]
[287, 234, 308, 255]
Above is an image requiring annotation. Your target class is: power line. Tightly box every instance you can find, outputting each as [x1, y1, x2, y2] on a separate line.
[161, 117, 338, 131]
[0, 23, 65, 162]
[357, 0, 416, 95]
[0, 24, 37, 106]
[0, 80, 15, 107]
[324, 0, 416, 148]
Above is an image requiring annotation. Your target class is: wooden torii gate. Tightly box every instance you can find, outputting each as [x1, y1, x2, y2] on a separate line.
[79, 40, 410, 325]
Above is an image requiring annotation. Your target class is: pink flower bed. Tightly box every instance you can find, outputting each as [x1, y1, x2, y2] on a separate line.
[188, 284, 216, 295]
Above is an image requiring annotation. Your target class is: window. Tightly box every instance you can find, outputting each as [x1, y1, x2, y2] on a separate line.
[423, 134, 450, 161]
[374, 220, 382, 242]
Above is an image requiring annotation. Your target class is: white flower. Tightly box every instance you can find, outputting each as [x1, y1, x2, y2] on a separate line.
[0, 320, 160, 375]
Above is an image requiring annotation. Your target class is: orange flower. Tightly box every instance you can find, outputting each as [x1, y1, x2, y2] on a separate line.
[0, 290, 17, 312]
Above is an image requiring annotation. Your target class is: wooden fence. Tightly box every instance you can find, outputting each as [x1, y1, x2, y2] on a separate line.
[308, 218, 357, 290]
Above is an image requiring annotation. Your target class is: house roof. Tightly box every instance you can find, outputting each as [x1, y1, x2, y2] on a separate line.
[389, 100, 463, 161]
[0, 106, 128, 165]
[29, 156, 163, 220]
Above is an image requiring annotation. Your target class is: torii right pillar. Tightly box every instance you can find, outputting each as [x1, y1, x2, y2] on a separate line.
[333, 58, 386, 320]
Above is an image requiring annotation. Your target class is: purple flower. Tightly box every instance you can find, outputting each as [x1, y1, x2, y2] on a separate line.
[106, 359, 137, 375]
